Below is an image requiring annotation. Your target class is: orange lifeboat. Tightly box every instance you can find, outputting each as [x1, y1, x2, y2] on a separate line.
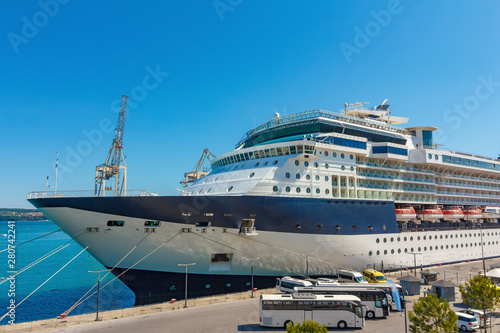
[464, 207, 482, 221]
[395, 206, 416, 222]
[416, 207, 443, 223]
[442, 206, 464, 222]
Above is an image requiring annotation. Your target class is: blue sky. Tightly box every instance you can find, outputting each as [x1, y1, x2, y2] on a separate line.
[2, 1, 500, 208]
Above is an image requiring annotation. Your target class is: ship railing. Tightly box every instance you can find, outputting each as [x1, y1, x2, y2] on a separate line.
[398, 222, 500, 233]
[356, 161, 435, 174]
[27, 190, 154, 199]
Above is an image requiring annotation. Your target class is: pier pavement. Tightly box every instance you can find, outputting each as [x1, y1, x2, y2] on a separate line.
[3, 258, 500, 333]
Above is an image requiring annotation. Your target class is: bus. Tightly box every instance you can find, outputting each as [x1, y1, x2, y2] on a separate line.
[295, 286, 389, 319]
[335, 282, 405, 311]
[276, 276, 313, 293]
[259, 293, 365, 329]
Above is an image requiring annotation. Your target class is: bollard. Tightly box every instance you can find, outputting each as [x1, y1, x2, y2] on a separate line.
[171, 298, 176, 303]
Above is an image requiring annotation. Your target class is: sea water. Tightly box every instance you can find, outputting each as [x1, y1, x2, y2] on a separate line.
[0, 221, 135, 324]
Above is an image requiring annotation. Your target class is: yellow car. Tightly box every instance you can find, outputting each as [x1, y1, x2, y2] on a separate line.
[363, 269, 387, 283]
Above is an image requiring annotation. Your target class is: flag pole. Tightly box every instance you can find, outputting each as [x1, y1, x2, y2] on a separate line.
[55, 152, 58, 195]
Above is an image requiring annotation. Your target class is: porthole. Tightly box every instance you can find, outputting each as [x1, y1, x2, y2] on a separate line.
[424, 247, 427, 251]
[333, 152, 337, 157]
[441, 245, 443, 249]
[352, 224, 356, 230]
[325, 163, 329, 169]
[465, 243, 468, 247]
[285, 186, 291, 192]
[325, 176, 329, 181]
[273, 160, 278, 165]
[273, 186, 278, 192]
[295, 224, 301, 230]
[350, 166, 354, 171]
[435, 154, 438, 160]
[341, 165, 345, 170]
[428, 153, 432, 159]
[411, 247, 414, 252]
[227, 186, 233, 192]
[390, 237, 394, 242]
[376, 238, 380, 243]
[286, 172, 290, 179]
[417, 236, 420, 241]
[296, 173, 301, 179]
[304, 161, 309, 167]
[446, 245, 448, 249]
[440, 235, 443, 239]
[341, 153, 345, 159]
[397, 237, 401, 242]
[206, 284, 211, 289]
[383, 238, 387, 243]
[264, 161, 268, 166]
[325, 151, 329, 156]
[316, 224, 322, 230]
[430, 246, 433, 250]
[295, 160, 299, 166]
[316, 188, 320, 194]
[404, 237, 407, 241]
[418, 247, 421, 252]
[350, 154, 354, 159]
[249, 172, 255, 178]
[410, 236, 413, 241]
[435, 235, 438, 239]
[451, 244, 454, 248]
[404, 248, 408, 253]
[398, 249, 401, 253]
[391, 249, 394, 254]
[255, 162, 260, 167]
[376, 250, 380, 256]
[325, 189, 330, 195]
[306, 174, 311, 180]
[314, 162, 318, 168]
[226, 283, 231, 287]
[384, 250, 387, 255]
[445, 235, 448, 239]
[423, 236, 426, 240]
[369, 251, 373, 256]
[306, 188, 311, 194]
[315, 175, 320, 181]
[296, 187, 301, 193]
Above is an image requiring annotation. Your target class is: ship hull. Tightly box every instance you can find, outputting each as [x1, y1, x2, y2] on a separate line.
[29, 195, 500, 305]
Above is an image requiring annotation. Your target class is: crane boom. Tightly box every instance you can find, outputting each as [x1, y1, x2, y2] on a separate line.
[94, 95, 128, 197]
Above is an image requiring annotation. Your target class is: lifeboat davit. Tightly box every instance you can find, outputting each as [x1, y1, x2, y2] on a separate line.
[463, 207, 482, 221]
[395, 207, 416, 222]
[416, 207, 443, 223]
[442, 206, 464, 222]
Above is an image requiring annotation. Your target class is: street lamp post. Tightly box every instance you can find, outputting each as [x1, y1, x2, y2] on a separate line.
[178, 263, 196, 308]
[245, 257, 260, 298]
[88, 269, 109, 321]
[408, 252, 421, 277]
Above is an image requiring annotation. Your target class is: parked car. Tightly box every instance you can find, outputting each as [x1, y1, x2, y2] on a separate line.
[455, 312, 479, 332]
[456, 309, 490, 327]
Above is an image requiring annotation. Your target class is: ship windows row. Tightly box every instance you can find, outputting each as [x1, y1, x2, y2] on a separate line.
[211, 144, 315, 168]
[106, 220, 161, 227]
[368, 241, 499, 256]
[376, 231, 499, 243]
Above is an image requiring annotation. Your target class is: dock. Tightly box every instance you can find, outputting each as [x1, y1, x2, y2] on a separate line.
[3, 258, 500, 333]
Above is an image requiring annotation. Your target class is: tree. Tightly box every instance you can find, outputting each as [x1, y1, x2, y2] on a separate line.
[286, 319, 327, 333]
[459, 275, 500, 329]
[408, 293, 458, 333]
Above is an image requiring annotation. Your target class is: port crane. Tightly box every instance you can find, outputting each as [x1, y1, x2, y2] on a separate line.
[180, 148, 215, 189]
[94, 95, 128, 197]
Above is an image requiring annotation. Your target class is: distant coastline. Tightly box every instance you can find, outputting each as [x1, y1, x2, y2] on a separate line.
[0, 208, 48, 221]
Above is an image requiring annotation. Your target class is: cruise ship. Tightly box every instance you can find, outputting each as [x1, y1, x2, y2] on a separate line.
[28, 101, 500, 305]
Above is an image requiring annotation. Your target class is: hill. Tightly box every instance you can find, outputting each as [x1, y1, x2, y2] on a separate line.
[0, 208, 48, 221]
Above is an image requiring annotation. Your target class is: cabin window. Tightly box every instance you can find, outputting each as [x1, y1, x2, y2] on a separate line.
[144, 221, 160, 227]
[295, 160, 299, 166]
[196, 221, 211, 227]
[107, 220, 125, 227]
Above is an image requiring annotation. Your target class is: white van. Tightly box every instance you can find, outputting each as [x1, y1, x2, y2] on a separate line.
[276, 277, 313, 293]
[338, 270, 368, 283]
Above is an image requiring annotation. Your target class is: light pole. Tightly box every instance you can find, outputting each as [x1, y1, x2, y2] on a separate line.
[88, 269, 109, 321]
[178, 263, 196, 308]
[245, 257, 260, 298]
[408, 252, 421, 277]
[480, 225, 486, 277]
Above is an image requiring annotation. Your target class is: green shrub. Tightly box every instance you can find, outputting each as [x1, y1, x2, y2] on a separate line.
[286, 319, 328, 333]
